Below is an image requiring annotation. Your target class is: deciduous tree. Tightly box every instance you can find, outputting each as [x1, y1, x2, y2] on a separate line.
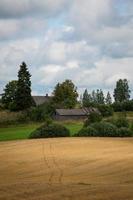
[113, 79, 130, 102]
[2, 80, 18, 109]
[53, 79, 78, 108]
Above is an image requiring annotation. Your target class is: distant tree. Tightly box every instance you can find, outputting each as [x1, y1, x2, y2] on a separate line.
[91, 89, 105, 105]
[91, 90, 97, 104]
[105, 92, 112, 105]
[113, 79, 131, 102]
[83, 89, 89, 106]
[53, 79, 78, 108]
[96, 89, 105, 104]
[2, 80, 18, 109]
[15, 62, 33, 110]
[79, 94, 83, 106]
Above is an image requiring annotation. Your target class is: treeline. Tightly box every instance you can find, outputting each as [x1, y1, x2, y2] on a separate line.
[1, 62, 133, 115]
[82, 79, 133, 112]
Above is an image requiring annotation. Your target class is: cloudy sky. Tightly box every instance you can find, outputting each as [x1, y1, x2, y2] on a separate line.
[0, 0, 133, 97]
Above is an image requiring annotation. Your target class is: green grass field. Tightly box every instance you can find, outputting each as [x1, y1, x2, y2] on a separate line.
[0, 122, 83, 141]
[0, 124, 42, 141]
[0, 111, 133, 142]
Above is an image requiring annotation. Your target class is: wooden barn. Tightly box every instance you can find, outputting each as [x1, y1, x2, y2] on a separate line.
[54, 107, 99, 121]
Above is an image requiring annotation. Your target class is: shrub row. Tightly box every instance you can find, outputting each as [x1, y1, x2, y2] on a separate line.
[29, 111, 133, 139]
[106, 117, 129, 128]
[75, 122, 132, 137]
[112, 100, 133, 112]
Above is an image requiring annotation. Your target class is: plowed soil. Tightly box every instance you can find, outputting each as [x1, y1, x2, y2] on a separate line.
[0, 137, 133, 200]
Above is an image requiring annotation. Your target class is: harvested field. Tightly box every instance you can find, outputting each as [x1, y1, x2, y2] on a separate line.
[0, 138, 133, 200]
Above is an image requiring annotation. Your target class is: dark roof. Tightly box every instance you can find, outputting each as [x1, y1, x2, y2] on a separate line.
[32, 96, 51, 106]
[56, 108, 99, 116]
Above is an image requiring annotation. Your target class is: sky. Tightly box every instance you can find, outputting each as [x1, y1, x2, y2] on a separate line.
[0, 0, 133, 97]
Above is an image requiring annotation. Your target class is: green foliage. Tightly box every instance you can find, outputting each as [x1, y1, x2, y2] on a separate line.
[82, 89, 93, 107]
[98, 104, 113, 117]
[8, 101, 17, 111]
[114, 117, 129, 128]
[130, 122, 133, 132]
[90, 122, 118, 137]
[84, 112, 102, 127]
[29, 122, 70, 139]
[96, 89, 105, 104]
[76, 121, 132, 137]
[122, 100, 133, 111]
[1, 80, 18, 109]
[112, 100, 133, 112]
[28, 102, 54, 122]
[75, 126, 97, 137]
[105, 92, 112, 105]
[15, 62, 33, 111]
[113, 79, 131, 103]
[112, 102, 124, 112]
[53, 79, 78, 108]
[82, 89, 105, 107]
[117, 127, 132, 137]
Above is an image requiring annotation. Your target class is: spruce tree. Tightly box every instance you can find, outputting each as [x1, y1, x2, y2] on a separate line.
[92, 90, 97, 104]
[82, 89, 89, 106]
[92, 89, 104, 104]
[15, 62, 33, 110]
[82, 89, 93, 107]
[106, 92, 112, 105]
[98, 89, 105, 104]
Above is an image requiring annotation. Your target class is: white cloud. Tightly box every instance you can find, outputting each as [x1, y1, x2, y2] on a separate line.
[0, 0, 133, 96]
[0, 0, 69, 18]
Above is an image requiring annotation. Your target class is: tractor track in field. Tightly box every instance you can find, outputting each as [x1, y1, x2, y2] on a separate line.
[42, 141, 64, 185]
[49, 142, 63, 184]
[41, 140, 75, 199]
[42, 142, 53, 185]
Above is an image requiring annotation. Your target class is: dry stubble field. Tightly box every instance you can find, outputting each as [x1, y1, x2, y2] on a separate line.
[0, 138, 133, 200]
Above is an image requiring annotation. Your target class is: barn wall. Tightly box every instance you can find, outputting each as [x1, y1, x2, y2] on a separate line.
[54, 115, 87, 121]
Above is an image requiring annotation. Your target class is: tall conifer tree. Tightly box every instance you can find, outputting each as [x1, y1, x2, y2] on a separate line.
[106, 92, 112, 105]
[15, 62, 33, 110]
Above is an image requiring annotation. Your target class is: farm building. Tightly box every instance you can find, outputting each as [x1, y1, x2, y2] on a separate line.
[32, 94, 52, 106]
[54, 107, 99, 121]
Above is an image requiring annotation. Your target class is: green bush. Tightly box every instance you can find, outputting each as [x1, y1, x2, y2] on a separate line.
[117, 127, 132, 137]
[112, 102, 123, 112]
[130, 122, 133, 132]
[75, 126, 98, 137]
[112, 100, 133, 112]
[84, 112, 102, 127]
[28, 106, 45, 122]
[97, 104, 113, 117]
[8, 101, 17, 111]
[114, 117, 129, 128]
[28, 102, 55, 122]
[29, 122, 70, 139]
[90, 122, 118, 137]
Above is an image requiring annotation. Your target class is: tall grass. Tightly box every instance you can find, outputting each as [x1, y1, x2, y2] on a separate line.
[0, 111, 27, 127]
